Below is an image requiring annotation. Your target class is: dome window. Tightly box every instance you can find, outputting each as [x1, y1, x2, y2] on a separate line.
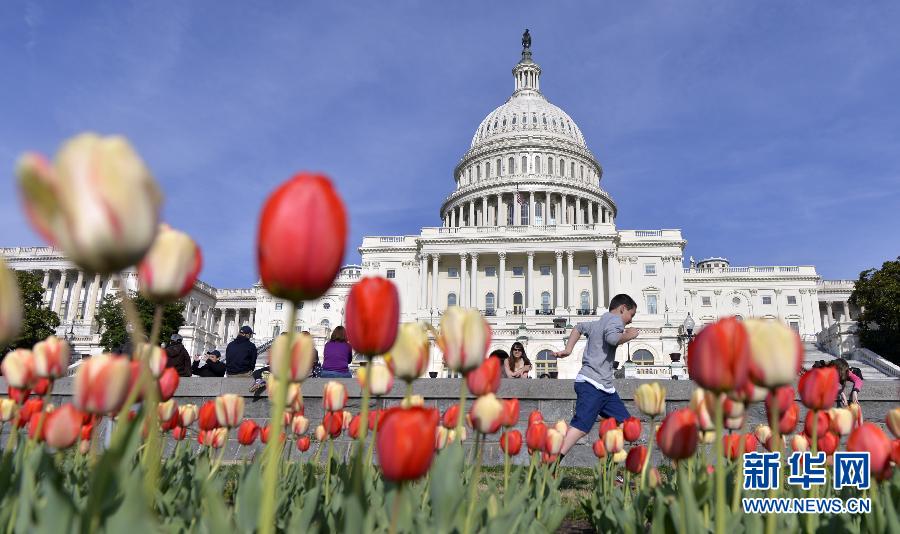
[560, 158, 565, 176]
[512, 116, 517, 125]
[535, 155, 541, 173]
[502, 118, 507, 127]
[493, 120, 498, 129]
[548, 157, 553, 175]
[532, 114, 537, 125]
[552, 119, 557, 128]
[542, 115, 547, 126]
[521, 156, 527, 173]
[508, 157, 515, 174]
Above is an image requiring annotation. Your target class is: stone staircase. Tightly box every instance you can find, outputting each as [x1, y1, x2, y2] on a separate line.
[803, 342, 897, 381]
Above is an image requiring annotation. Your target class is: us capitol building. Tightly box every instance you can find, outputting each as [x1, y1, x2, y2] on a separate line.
[4, 36, 894, 380]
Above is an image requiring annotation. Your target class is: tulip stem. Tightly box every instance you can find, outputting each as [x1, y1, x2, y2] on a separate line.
[3, 426, 18, 456]
[142, 305, 164, 506]
[258, 302, 296, 534]
[732, 438, 743, 512]
[405, 382, 413, 401]
[503, 447, 510, 494]
[462, 435, 483, 534]
[207, 439, 227, 481]
[366, 398, 381, 466]
[713, 396, 725, 534]
[640, 416, 654, 489]
[526, 451, 536, 486]
[624, 471, 631, 504]
[765, 398, 781, 534]
[324, 437, 335, 506]
[359, 356, 372, 443]
[457, 378, 468, 431]
[388, 482, 403, 534]
[677, 461, 689, 534]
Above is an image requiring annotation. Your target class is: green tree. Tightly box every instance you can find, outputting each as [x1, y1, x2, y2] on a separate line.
[95, 292, 186, 352]
[2, 270, 61, 353]
[849, 257, 900, 366]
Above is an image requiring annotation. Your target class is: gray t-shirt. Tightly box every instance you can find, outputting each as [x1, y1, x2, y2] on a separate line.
[575, 312, 624, 390]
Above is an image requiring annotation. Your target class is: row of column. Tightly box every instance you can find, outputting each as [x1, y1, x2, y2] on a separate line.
[823, 300, 853, 326]
[418, 250, 618, 313]
[212, 307, 255, 341]
[39, 269, 109, 324]
[443, 191, 613, 228]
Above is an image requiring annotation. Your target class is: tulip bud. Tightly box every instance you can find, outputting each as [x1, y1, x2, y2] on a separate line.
[42, 404, 82, 449]
[847, 423, 892, 476]
[554, 420, 568, 436]
[612, 450, 627, 463]
[376, 406, 438, 482]
[2, 349, 35, 389]
[323, 381, 348, 412]
[634, 382, 666, 417]
[345, 277, 399, 356]
[158, 367, 180, 401]
[622, 417, 642, 442]
[178, 404, 198, 427]
[527, 410, 544, 426]
[291, 414, 310, 437]
[33, 336, 70, 379]
[754, 425, 772, 444]
[500, 430, 523, 456]
[847, 403, 863, 428]
[470, 393, 503, 434]
[15, 398, 43, 428]
[744, 319, 803, 388]
[592, 439, 607, 458]
[791, 434, 809, 452]
[0, 259, 22, 345]
[604, 428, 624, 454]
[137, 224, 202, 302]
[270, 333, 316, 383]
[257, 173, 347, 302]
[648, 467, 661, 488]
[384, 322, 429, 382]
[890, 440, 900, 466]
[207, 427, 227, 449]
[544, 428, 564, 456]
[435, 426, 451, 450]
[296, 436, 311, 452]
[542, 451, 559, 464]
[700, 430, 716, 444]
[348, 415, 362, 439]
[171, 426, 187, 441]
[0, 398, 16, 422]
[598, 417, 618, 438]
[139, 344, 167, 378]
[466, 357, 501, 396]
[237, 419, 260, 445]
[886, 407, 900, 439]
[17, 133, 163, 274]
[314, 424, 327, 442]
[819, 431, 839, 455]
[656, 408, 699, 460]
[500, 398, 520, 428]
[356, 363, 394, 396]
[725, 415, 745, 431]
[442, 404, 460, 429]
[73, 354, 130, 414]
[198, 401, 219, 431]
[804, 410, 829, 439]
[215, 394, 244, 428]
[686, 317, 751, 392]
[526, 421, 547, 453]
[437, 307, 491, 372]
[798, 367, 839, 410]
[401, 395, 425, 409]
[157, 399, 177, 423]
[625, 445, 648, 474]
[777, 402, 800, 435]
[322, 411, 343, 438]
[689, 389, 714, 431]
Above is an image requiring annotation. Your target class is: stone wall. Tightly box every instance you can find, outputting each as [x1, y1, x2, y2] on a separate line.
[8, 378, 898, 468]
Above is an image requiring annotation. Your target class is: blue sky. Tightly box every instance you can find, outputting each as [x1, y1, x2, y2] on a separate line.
[2, 1, 899, 288]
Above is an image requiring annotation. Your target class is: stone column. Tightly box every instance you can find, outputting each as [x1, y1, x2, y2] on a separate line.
[481, 197, 488, 226]
[450, 208, 456, 228]
[774, 289, 782, 320]
[825, 301, 833, 327]
[513, 194, 521, 226]
[419, 254, 428, 309]
[67, 270, 84, 321]
[529, 191, 535, 226]
[526, 252, 534, 313]
[809, 291, 823, 333]
[495, 194, 503, 226]
[575, 198, 582, 225]
[555, 251, 564, 312]
[470, 253, 479, 309]
[468, 202, 475, 227]
[249, 309, 256, 333]
[607, 251, 618, 299]
[53, 270, 67, 316]
[431, 254, 440, 311]
[842, 301, 851, 322]
[498, 252, 506, 312]
[218, 310, 227, 340]
[595, 250, 605, 310]
[545, 191, 552, 225]
[561, 195, 568, 225]
[714, 290, 722, 319]
[566, 251, 575, 310]
[459, 254, 468, 307]
[84, 273, 102, 323]
[601, 207, 607, 224]
[588, 202, 594, 224]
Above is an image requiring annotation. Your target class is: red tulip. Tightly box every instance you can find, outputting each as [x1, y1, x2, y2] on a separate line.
[846, 423, 892, 476]
[158, 367, 180, 401]
[297, 435, 311, 452]
[348, 415, 362, 439]
[622, 417, 642, 442]
[500, 398, 520, 427]
[804, 410, 829, 439]
[724, 434, 758, 460]
[442, 404, 460, 429]
[376, 407, 438, 482]
[541, 451, 558, 464]
[798, 367, 839, 411]
[322, 381, 348, 412]
[656, 408, 699, 460]
[777, 402, 800, 435]
[27, 411, 45, 441]
[765, 386, 794, 418]
[257, 173, 347, 302]
[526, 421, 547, 453]
[171, 426, 187, 441]
[625, 445, 648, 474]
[592, 439, 607, 458]
[890, 439, 900, 465]
[237, 420, 260, 445]
[528, 410, 543, 426]
[368, 409, 385, 431]
[16, 398, 43, 428]
[466, 357, 501, 396]
[686, 317, 750, 392]
[260, 425, 271, 444]
[215, 394, 244, 428]
[598, 417, 618, 439]
[41, 404, 82, 449]
[80, 424, 93, 442]
[345, 277, 399, 356]
[323, 411, 343, 438]
[33, 336, 69, 379]
[198, 401, 219, 431]
[818, 431, 839, 455]
[73, 354, 130, 414]
[500, 430, 523, 456]
[32, 378, 50, 396]
[8, 386, 30, 405]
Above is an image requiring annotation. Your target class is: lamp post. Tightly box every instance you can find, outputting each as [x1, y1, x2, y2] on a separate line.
[65, 322, 77, 358]
[680, 313, 695, 354]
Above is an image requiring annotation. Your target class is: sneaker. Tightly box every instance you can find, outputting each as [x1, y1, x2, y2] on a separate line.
[249, 380, 264, 393]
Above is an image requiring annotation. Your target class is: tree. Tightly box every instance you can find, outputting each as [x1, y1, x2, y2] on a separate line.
[95, 292, 186, 352]
[2, 271, 61, 353]
[849, 257, 900, 366]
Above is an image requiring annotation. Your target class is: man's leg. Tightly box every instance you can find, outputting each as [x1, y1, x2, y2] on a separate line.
[559, 427, 587, 456]
[600, 391, 631, 424]
[561, 382, 603, 456]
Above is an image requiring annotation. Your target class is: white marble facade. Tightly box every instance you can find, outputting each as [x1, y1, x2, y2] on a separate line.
[0, 43, 863, 378]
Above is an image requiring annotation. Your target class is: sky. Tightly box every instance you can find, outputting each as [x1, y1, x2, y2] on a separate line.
[2, 1, 899, 288]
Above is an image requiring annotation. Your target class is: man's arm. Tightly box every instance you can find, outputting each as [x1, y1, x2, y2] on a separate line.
[553, 329, 582, 358]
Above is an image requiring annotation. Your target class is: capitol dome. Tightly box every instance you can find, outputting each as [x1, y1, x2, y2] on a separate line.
[470, 86, 588, 149]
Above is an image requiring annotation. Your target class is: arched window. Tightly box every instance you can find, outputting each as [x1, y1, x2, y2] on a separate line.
[571, 162, 575, 177]
[496, 158, 501, 177]
[485, 162, 490, 178]
[580, 291, 590, 312]
[477, 165, 482, 179]
[542, 115, 547, 126]
[560, 158, 565, 176]
[502, 118, 506, 127]
[535, 202, 543, 225]
[448, 293, 457, 307]
[580, 166, 584, 179]
[520, 201, 529, 225]
[541, 291, 551, 314]
[536, 349, 558, 377]
[532, 113, 537, 125]
[508, 157, 515, 174]
[632, 349, 654, 366]
[548, 157, 553, 176]
[512, 115, 517, 125]
[513, 292, 524, 315]
[272, 325, 281, 338]
[485, 292, 495, 314]
[506, 202, 514, 225]
[320, 319, 330, 330]
[534, 155, 541, 173]
[521, 156, 527, 173]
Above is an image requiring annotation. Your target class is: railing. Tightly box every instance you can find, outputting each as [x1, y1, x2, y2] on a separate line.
[378, 237, 406, 243]
[633, 230, 662, 237]
[685, 265, 814, 275]
[820, 280, 856, 286]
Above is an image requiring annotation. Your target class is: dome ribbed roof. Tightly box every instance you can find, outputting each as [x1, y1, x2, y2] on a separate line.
[469, 93, 587, 149]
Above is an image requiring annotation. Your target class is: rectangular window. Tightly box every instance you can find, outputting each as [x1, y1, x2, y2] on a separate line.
[701, 296, 711, 306]
[644, 264, 656, 275]
[275, 302, 283, 311]
[789, 321, 800, 332]
[579, 265, 590, 275]
[485, 267, 496, 277]
[787, 295, 797, 305]
[647, 295, 658, 315]
[386, 269, 396, 279]
[512, 266, 524, 277]
[762, 296, 772, 305]
[448, 268, 459, 278]
[539, 265, 551, 276]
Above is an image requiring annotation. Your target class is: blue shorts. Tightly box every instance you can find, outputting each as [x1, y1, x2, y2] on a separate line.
[570, 381, 631, 433]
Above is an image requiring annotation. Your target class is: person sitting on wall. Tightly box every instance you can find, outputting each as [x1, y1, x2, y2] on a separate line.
[505, 342, 532, 378]
[249, 331, 321, 394]
[192, 349, 226, 377]
[225, 325, 258, 377]
[320, 326, 353, 379]
[165, 333, 193, 377]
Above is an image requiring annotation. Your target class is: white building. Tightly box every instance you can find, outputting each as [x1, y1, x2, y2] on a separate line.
[1, 39, 883, 379]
